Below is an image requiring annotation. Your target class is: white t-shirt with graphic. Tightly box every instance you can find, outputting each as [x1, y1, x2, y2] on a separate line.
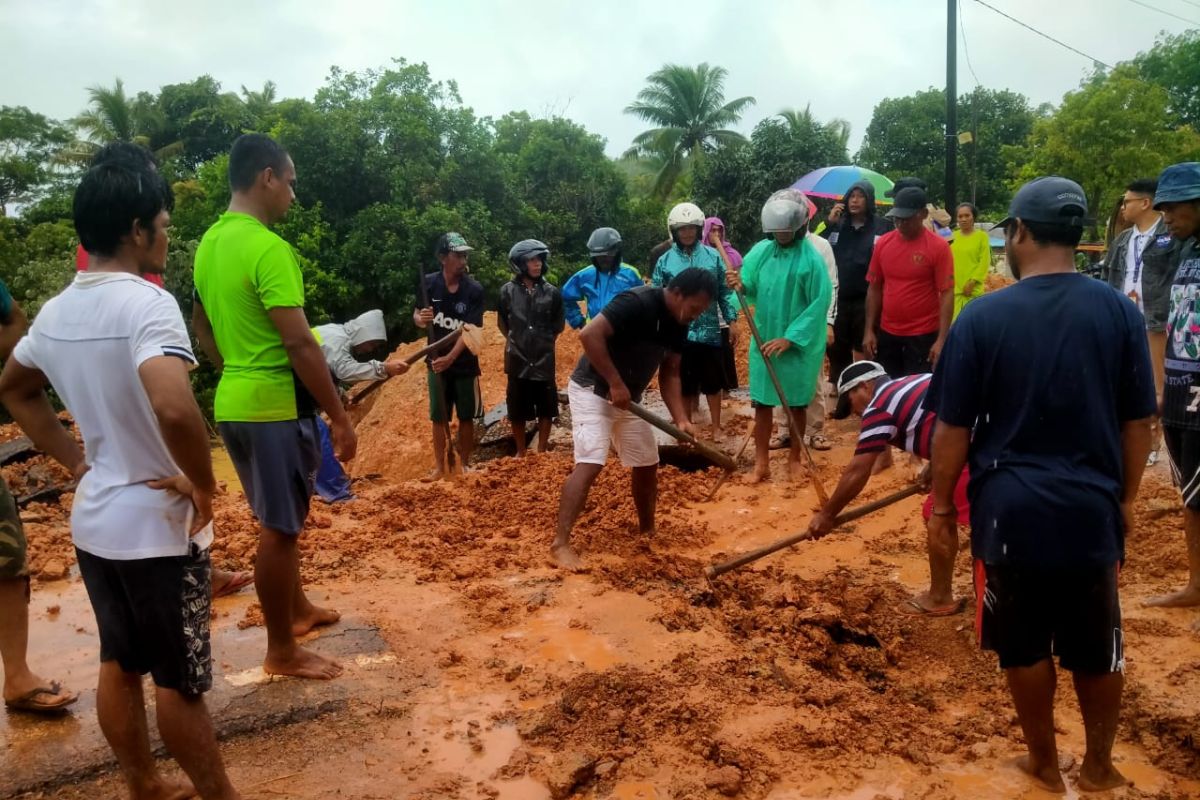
[13, 272, 200, 560]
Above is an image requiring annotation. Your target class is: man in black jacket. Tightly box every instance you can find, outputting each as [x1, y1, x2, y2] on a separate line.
[1100, 177, 1183, 465]
[499, 240, 565, 456]
[821, 180, 892, 384]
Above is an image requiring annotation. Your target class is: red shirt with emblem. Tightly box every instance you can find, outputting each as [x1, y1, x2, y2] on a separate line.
[866, 228, 954, 336]
[76, 245, 164, 287]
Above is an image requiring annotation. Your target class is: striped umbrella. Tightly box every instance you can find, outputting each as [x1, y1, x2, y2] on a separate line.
[790, 165, 894, 205]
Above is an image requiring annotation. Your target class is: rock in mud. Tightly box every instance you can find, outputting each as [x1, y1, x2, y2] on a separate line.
[544, 751, 597, 799]
[38, 558, 67, 581]
[704, 765, 743, 796]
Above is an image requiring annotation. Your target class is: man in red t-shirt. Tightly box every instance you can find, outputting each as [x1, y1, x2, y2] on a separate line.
[863, 187, 954, 376]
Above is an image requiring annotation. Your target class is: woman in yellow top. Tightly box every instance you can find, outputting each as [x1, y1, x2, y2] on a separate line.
[949, 203, 992, 319]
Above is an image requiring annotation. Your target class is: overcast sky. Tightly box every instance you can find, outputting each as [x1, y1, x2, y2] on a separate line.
[2, 0, 1196, 158]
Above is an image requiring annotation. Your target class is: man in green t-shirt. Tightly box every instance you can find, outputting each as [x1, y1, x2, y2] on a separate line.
[194, 133, 354, 682]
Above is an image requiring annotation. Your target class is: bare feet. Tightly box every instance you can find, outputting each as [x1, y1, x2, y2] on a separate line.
[1144, 586, 1200, 608]
[264, 646, 343, 680]
[420, 469, 446, 483]
[750, 462, 771, 484]
[1015, 754, 1066, 794]
[550, 542, 584, 571]
[788, 459, 807, 483]
[1077, 761, 1128, 792]
[901, 592, 966, 617]
[134, 777, 197, 800]
[292, 606, 341, 637]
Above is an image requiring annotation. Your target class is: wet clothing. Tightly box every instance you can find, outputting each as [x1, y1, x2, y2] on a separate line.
[652, 243, 736, 347]
[928, 273, 1156, 568]
[1101, 218, 1180, 332]
[1161, 238, 1200, 429]
[314, 310, 389, 383]
[421, 271, 485, 377]
[867, 228, 954, 338]
[975, 560, 1123, 674]
[0, 480, 27, 579]
[219, 418, 321, 536]
[740, 237, 832, 407]
[194, 212, 314, 422]
[78, 543, 212, 694]
[561, 263, 643, 329]
[570, 286, 687, 403]
[950, 229, 991, 319]
[507, 377, 559, 423]
[498, 277, 565, 383]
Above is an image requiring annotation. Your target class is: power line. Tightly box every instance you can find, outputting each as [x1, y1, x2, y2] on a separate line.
[968, 0, 1114, 69]
[1176, 0, 1200, 10]
[958, 0, 983, 86]
[1125, 0, 1200, 25]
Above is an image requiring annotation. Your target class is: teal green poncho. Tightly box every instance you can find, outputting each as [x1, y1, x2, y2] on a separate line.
[741, 236, 832, 407]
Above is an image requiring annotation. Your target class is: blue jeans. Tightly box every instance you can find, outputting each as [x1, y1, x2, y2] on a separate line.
[314, 416, 353, 503]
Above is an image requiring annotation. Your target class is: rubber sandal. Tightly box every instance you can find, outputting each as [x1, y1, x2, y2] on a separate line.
[212, 570, 254, 599]
[900, 597, 967, 617]
[807, 435, 832, 451]
[4, 681, 78, 714]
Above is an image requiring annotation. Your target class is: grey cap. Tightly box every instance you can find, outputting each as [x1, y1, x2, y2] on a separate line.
[997, 176, 1088, 229]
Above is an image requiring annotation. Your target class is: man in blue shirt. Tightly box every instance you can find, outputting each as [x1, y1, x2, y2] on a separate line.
[561, 227, 643, 329]
[927, 177, 1155, 794]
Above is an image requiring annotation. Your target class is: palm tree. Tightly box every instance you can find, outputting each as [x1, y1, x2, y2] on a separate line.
[778, 104, 820, 134]
[241, 80, 278, 122]
[625, 63, 755, 198]
[64, 79, 180, 163]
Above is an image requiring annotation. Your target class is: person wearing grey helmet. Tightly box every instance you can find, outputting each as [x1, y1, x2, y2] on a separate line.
[498, 239, 564, 456]
[561, 228, 644, 330]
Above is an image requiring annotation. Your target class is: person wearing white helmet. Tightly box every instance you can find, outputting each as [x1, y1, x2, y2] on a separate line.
[653, 202, 736, 441]
[728, 197, 831, 483]
[499, 239, 565, 456]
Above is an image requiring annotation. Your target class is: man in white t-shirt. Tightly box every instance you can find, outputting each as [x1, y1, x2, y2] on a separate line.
[0, 156, 240, 799]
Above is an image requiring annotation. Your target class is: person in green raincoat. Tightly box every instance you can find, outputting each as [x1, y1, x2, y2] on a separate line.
[729, 197, 832, 483]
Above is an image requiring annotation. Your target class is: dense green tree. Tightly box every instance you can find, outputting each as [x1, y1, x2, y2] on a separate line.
[1009, 65, 1200, 236]
[1134, 30, 1200, 128]
[624, 63, 755, 199]
[0, 107, 72, 212]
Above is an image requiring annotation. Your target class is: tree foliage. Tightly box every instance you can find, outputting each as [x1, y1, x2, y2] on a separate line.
[0, 106, 72, 212]
[1134, 30, 1200, 129]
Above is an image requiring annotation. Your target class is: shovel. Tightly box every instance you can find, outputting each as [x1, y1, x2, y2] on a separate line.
[348, 324, 484, 407]
[704, 483, 924, 579]
[625, 401, 736, 472]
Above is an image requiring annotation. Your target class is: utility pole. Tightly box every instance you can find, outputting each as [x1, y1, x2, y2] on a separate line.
[945, 0, 958, 211]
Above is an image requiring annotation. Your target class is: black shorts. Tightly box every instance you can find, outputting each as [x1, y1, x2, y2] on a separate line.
[0, 479, 28, 580]
[1164, 425, 1200, 508]
[974, 560, 1123, 674]
[875, 329, 936, 377]
[720, 327, 739, 391]
[77, 544, 213, 695]
[833, 296, 867, 353]
[681, 342, 725, 397]
[507, 377, 558, 422]
[428, 371, 483, 423]
[219, 418, 320, 536]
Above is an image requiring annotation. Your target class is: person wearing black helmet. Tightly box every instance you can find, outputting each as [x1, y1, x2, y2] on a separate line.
[561, 228, 643, 330]
[499, 239, 565, 456]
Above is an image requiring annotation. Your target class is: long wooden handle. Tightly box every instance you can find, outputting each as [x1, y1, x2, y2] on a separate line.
[625, 401, 736, 471]
[704, 483, 924, 578]
[348, 329, 465, 407]
[715, 239, 828, 504]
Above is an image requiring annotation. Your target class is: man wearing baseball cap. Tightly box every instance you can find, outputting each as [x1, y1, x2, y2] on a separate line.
[413, 232, 485, 478]
[808, 361, 969, 617]
[926, 176, 1155, 793]
[1147, 162, 1200, 616]
[863, 186, 955, 378]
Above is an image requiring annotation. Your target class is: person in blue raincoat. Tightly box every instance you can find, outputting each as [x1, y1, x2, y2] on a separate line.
[729, 197, 832, 483]
[561, 227, 643, 329]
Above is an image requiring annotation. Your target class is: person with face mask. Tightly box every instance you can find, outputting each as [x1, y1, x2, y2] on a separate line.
[653, 203, 737, 441]
[561, 228, 643, 330]
[728, 198, 832, 483]
[498, 239, 565, 456]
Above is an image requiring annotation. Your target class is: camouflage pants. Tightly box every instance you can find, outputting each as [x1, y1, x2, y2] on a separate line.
[0, 479, 27, 580]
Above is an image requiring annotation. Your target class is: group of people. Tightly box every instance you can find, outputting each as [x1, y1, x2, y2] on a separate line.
[0, 119, 1198, 799]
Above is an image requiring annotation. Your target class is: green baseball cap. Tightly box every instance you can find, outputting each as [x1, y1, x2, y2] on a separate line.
[438, 232, 474, 253]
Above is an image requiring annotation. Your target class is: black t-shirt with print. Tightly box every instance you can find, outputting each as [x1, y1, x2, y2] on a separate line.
[422, 271, 485, 377]
[570, 285, 687, 402]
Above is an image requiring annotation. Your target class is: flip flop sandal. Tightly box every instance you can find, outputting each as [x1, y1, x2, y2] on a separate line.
[900, 597, 967, 617]
[5, 681, 78, 715]
[807, 435, 832, 451]
[212, 570, 254, 599]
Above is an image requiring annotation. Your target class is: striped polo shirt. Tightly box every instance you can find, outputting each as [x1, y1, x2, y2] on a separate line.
[855, 374, 935, 459]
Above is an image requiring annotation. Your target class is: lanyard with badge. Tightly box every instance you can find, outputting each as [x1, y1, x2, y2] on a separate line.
[1128, 232, 1149, 305]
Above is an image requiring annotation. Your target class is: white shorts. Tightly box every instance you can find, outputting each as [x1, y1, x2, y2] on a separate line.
[567, 380, 659, 468]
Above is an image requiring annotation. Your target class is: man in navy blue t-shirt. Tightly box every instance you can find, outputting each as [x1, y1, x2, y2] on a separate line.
[926, 177, 1155, 794]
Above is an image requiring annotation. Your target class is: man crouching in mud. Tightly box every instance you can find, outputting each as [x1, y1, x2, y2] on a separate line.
[551, 268, 715, 570]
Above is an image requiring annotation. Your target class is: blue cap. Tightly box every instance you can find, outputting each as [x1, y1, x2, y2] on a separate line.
[1153, 162, 1200, 209]
[997, 176, 1088, 229]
